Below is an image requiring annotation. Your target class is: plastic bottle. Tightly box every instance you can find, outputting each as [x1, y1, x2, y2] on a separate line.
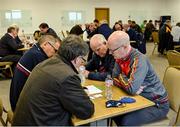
[78, 66, 86, 84]
[105, 75, 113, 100]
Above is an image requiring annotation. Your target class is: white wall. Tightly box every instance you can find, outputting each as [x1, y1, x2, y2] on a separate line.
[166, 0, 180, 26]
[0, 0, 171, 35]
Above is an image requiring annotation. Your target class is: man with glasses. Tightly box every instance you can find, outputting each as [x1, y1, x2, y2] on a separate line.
[83, 34, 115, 81]
[10, 34, 60, 111]
[107, 31, 169, 126]
[12, 35, 94, 126]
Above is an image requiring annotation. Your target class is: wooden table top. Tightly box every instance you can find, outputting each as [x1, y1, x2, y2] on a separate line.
[18, 47, 30, 51]
[71, 79, 155, 126]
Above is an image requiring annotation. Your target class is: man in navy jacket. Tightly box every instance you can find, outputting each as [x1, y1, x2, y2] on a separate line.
[10, 35, 60, 111]
[84, 34, 115, 81]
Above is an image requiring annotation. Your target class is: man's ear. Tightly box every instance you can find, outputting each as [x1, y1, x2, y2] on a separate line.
[103, 41, 107, 45]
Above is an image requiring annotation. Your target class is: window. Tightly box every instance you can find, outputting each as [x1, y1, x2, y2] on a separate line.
[5, 10, 21, 20]
[61, 11, 85, 26]
[68, 11, 82, 22]
[1, 10, 32, 27]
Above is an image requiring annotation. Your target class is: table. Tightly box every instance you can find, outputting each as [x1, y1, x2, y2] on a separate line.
[72, 79, 155, 126]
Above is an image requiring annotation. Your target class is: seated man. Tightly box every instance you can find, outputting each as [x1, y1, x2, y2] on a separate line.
[107, 31, 169, 126]
[12, 35, 94, 126]
[10, 35, 60, 111]
[84, 34, 115, 81]
[0, 26, 24, 65]
[39, 22, 58, 37]
[171, 22, 180, 46]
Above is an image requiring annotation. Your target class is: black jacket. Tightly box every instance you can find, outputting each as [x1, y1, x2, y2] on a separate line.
[12, 54, 94, 126]
[158, 24, 173, 53]
[0, 33, 24, 57]
[86, 51, 115, 81]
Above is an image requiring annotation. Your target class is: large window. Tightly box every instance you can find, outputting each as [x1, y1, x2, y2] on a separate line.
[61, 11, 85, 26]
[0, 10, 32, 27]
[5, 10, 22, 20]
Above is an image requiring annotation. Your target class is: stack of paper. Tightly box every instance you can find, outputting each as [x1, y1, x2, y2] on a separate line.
[85, 85, 102, 95]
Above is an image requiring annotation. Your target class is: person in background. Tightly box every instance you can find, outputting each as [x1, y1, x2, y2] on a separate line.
[83, 23, 96, 61]
[10, 24, 23, 45]
[123, 24, 137, 41]
[39, 22, 58, 37]
[117, 20, 123, 25]
[0, 26, 24, 69]
[107, 31, 169, 126]
[131, 21, 142, 33]
[171, 22, 180, 46]
[12, 35, 94, 126]
[158, 20, 173, 54]
[113, 22, 123, 31]
[154, 20, 160, 30]
[144, 20, 155, 41]
[33, 30, 41, 41]
[93, 19, 100, 28]
[84, 34, 115, 81]
[140, 20, 147, 33]
[128, 19, 132, 27]
[97, 20, 113, 40]
[69, 24, 84, 36]
[10, 35, 61, 111]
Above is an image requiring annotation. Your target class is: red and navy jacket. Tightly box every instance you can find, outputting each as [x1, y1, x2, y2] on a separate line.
[10, 43, 48, 111]
[85, 51, 115, 81]
[113, 48, 169, 106]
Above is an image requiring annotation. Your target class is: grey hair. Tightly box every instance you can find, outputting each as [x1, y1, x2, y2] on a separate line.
[91, 34, 107, 44]
[38, 35, 57, 45]
[58, 35, 89, 61]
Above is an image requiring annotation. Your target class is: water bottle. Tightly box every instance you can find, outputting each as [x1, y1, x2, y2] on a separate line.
[105, 75, 113, 100]
[78, 66, 86, 84]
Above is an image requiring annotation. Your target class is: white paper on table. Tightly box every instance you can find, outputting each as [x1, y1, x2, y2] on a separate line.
[85, 85, 102, 95]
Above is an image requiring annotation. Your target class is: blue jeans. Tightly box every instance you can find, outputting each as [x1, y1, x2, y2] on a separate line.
[113, 102, 169, 126]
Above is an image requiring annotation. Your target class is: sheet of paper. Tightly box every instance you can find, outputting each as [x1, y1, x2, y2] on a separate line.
[86, 85, 102, 95]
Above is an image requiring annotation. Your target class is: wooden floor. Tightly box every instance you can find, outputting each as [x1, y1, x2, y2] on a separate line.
[0, 42, 169, 125]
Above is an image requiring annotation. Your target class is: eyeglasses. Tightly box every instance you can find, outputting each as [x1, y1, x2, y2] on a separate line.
[47, 41, 58, 52]
[79, 56, 86, 62]
[109, 46, 122, 54]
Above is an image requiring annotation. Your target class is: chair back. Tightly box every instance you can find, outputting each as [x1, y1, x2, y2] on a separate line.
[163, 66, 180, 113]
[0, 98, 6, 126]
[167, 50, 180, 66]
[175, 106, 180, 126]
[0, 99, 3, 117]
[152, 31, 159, 44]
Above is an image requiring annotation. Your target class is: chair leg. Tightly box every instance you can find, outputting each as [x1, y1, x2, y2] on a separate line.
[0, 117, 6, 126]
[9, 66, 13, 78]
[152, 44, 157, 55]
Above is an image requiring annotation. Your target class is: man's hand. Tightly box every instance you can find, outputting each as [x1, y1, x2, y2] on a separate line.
[84, 70, 90, 78]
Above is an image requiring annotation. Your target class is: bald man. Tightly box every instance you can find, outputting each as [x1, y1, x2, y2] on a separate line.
[107, 31, 169, 126]
[84, 34, 115, 81]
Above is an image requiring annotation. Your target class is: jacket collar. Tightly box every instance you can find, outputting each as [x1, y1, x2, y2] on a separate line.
[34, 43, 48, 58]
[56, 54, 79, 74]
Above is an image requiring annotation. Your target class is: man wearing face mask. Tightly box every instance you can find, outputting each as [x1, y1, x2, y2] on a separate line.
[10, 34, 61, 111]
[84, 34, 115, 81]
[12, 35, 94, 126]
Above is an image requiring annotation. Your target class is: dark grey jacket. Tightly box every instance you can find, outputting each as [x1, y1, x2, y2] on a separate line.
[12, 54, 94, 126]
